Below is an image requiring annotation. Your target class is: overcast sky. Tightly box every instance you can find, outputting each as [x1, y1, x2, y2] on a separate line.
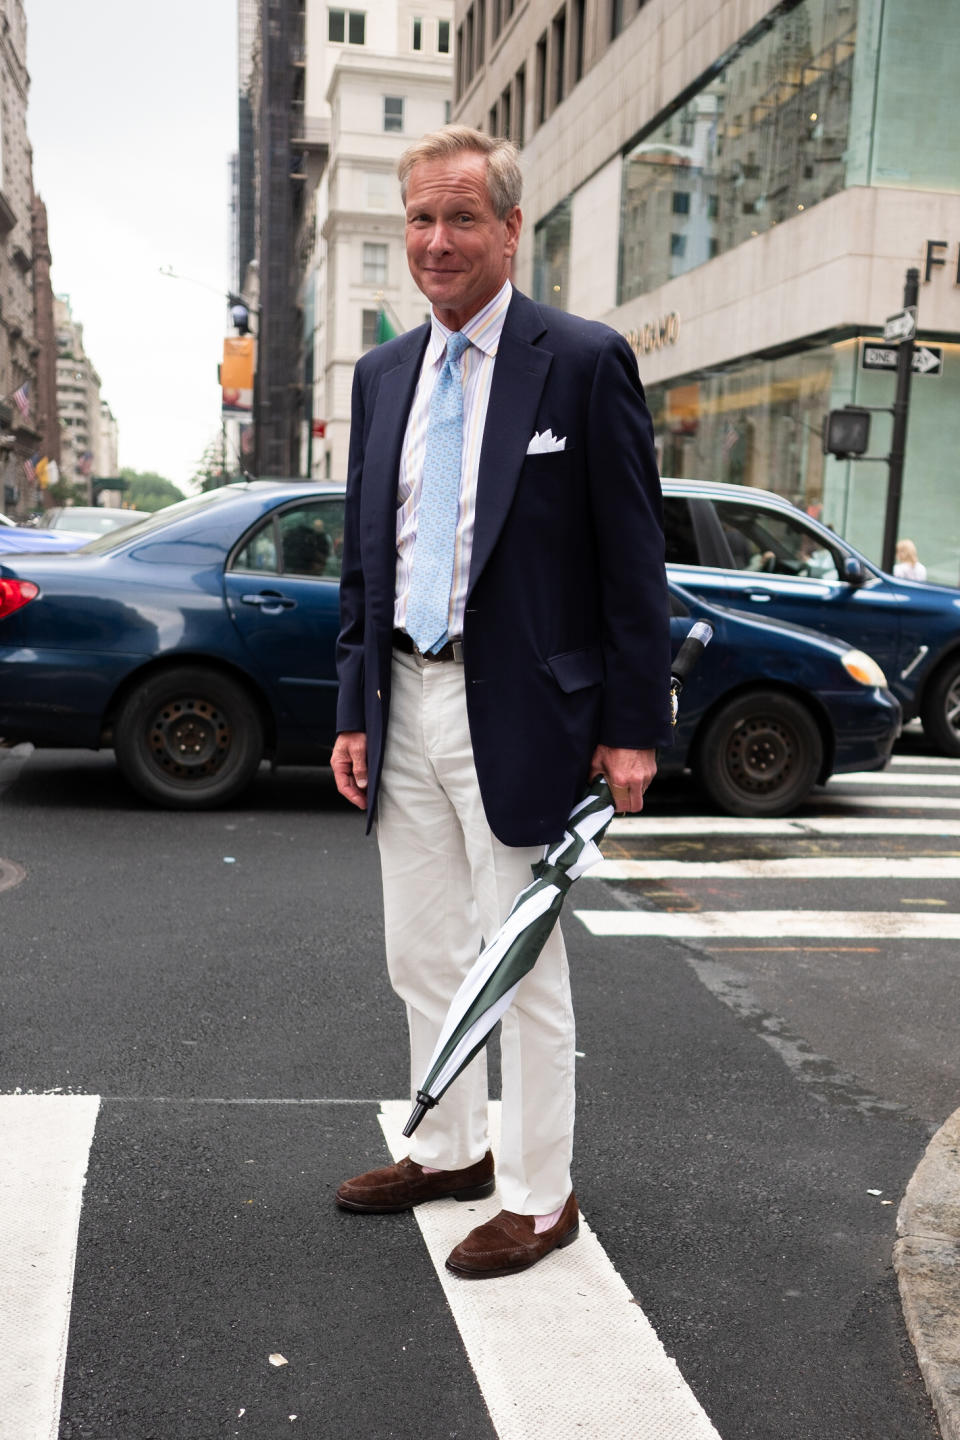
[24, 0, 239, 492]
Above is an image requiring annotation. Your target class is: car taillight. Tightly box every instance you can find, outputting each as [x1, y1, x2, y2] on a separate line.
[0, 578, 39, 619]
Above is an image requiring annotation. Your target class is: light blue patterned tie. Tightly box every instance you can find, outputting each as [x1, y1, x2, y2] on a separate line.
[405, 331, 470, 654]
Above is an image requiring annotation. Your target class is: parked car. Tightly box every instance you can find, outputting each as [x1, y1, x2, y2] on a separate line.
[0, 522, 94, 555]
[661, 478, 960, 755]
[33, 505, 151, 535]
[0, 480, 899, 814]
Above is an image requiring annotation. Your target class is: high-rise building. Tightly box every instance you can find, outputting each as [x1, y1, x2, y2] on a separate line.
[54, 295, 104, 503]
[453, 0, 960, 583]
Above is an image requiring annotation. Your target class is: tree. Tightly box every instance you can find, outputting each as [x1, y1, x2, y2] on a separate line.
[118, 469, 185, 512]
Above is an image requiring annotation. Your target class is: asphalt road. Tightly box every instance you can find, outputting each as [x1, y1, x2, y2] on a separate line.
[1, 741, 953, 1439]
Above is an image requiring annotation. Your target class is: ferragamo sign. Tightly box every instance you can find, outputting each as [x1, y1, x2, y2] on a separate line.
[624, 311, 681, 358]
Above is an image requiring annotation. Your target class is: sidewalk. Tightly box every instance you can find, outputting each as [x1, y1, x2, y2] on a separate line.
[896, 1106, 960, 1440]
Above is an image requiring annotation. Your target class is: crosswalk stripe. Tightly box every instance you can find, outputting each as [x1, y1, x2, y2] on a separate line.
[889, 756, 960, 768]
[0, 1094, 100, 1440]
[831, 772, 960, 787]
[608, 816, 960, 837]
[378, 1100, 721, 1440]
[575, 910, 960, 940]
[818, 793, 960, 810]
[591, 857, 960, 880]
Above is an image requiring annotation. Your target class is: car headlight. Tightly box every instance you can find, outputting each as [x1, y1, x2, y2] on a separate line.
[842, 648, 887, 687]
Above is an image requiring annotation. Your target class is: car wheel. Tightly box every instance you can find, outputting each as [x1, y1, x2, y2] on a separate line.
[114, 666, 264, 809]
[920, 656, 960, 756]
[696, 689, 824, 817]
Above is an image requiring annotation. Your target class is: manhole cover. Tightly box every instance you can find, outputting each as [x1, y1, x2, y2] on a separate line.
[0, 858, 26, 893]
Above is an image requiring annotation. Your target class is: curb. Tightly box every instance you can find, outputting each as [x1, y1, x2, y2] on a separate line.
[895, 1107, 960, 1440]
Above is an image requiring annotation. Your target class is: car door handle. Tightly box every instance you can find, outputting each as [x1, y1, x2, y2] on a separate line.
[746, 591, 772, 602]
[241, 591, 296, 614]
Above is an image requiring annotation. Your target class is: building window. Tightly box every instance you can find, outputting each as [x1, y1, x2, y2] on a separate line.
[533, 197, 571, 308]
[444, 99, 452, 123]
[363, 242, 388, 285]
[552, 5, 566, 107]
[455, 23, 464, 96]
[477, 0, 486, 64]
[329, 8, 365, 43]
[384, 96, 404, 132]
[412, 16, 422, 49]
[514, 64, 526, 145]
[438, 18, 450, 52]
[465, 6, 475, 83]
[489, 103, 499, 136]
[501, 84, 512, 140]
[618, 0, 858, 304]
[573, 0, 585, 81]
[535, 31, 548, 127]
[362, 310, 379, 350]
[492, 0, 502, 41]
[610, 0, 623, 41]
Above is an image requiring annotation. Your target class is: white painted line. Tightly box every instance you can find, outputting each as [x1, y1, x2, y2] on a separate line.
[591, 857, 960, 880]
[609, 816, 960, 837]
[889, 756, 960, 768]
[817, 793, 960, 811]
[0, 1094, 100, 1440]
[378, 1100, 721, 1440]
[830, 772, 960, 787]
[575, 910, 960, 940]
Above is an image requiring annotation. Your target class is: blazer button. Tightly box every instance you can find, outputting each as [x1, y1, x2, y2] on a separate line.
[376, 689, 381, 700]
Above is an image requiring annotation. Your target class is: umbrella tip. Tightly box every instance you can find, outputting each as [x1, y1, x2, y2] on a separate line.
[402, 1092, 436, 1138]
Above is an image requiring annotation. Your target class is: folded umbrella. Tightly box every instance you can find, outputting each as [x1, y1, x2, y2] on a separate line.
[402, 619, 714, 1138]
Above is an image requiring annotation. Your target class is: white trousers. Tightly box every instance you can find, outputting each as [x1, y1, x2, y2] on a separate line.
[376, 648, 576, 1215]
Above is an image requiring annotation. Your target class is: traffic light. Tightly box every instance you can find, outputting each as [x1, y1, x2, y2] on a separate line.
[822, 407, 870, 458]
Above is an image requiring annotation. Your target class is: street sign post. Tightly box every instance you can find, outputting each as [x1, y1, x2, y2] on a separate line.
[862, 342, 942, 376]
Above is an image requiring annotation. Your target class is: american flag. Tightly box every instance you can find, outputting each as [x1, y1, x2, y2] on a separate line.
[12, 383, 30, 418]
[24, 453, 39, 483]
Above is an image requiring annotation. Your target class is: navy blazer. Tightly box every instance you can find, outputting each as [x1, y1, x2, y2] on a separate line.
[336, 288, 673, 846]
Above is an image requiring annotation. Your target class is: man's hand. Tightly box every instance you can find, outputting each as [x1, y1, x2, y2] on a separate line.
[331, 731, 368, 810]
[589, 745, 657, 813]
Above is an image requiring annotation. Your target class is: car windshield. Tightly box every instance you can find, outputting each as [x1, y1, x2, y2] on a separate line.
[77, 486, 251, 555]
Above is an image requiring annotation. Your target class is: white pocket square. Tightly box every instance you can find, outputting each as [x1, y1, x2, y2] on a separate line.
[526, 428, 567, 455]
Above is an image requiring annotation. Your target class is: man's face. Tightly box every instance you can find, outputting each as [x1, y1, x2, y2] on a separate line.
[404, 152, 521, 331]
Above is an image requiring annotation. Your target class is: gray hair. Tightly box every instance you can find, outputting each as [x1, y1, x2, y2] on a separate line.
[397, 125, 522, 220]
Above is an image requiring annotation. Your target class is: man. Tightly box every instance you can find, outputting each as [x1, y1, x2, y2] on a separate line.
[331, 126, 672, 1279]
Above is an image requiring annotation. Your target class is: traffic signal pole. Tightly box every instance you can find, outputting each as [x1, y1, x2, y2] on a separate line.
[881, 267, 919, 573]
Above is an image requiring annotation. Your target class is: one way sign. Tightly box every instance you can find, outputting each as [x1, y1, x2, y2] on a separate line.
[861, 342, 943, 377]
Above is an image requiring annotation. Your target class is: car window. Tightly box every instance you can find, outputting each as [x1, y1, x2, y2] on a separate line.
[662, 497, 699, 565]
[712, 500, 841, 580]
[231, 499, 345, 580]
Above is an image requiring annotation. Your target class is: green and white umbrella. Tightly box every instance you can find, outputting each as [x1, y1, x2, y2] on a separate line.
[402, 775, 616, 1137]
[401, 619, 713, 1139]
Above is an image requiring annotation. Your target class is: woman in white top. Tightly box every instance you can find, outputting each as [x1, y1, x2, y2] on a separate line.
[893, 538, 927, 581]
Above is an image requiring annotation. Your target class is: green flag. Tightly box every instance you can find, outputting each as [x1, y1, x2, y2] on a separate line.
[376, 306, 398, 343]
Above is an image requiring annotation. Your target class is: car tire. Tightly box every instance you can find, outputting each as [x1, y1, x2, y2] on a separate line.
[695, 689, 824, 817]
[114, 666, 264, 809]
[920, 656, 960, 756]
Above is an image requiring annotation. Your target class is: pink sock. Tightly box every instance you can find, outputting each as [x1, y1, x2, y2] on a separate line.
[534, 1204, 565, 1233]
[420, 1164, 442, 1174]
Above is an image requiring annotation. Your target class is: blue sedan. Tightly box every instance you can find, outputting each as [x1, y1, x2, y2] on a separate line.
[0, 481, 899, 813]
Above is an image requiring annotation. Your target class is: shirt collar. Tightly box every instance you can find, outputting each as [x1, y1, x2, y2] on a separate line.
[427, 279, 512, 363]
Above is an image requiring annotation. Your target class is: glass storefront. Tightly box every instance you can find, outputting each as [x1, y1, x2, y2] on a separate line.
[619, 0, 858, 303]
[533, 197, 572, 307]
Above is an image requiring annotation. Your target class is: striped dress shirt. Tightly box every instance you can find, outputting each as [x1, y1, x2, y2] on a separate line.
[394, 279, 513, 638]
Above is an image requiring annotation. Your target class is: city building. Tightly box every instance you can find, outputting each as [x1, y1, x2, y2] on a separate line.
[30, 194, 60, 489]
[54, 294, 104, 502]
[0, 0, 40, 518]
[453, 0, 960, 583]
[240, 0, 453, 481]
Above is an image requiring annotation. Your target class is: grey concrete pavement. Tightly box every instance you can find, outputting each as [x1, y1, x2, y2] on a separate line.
[897, 1108, 960, 1440]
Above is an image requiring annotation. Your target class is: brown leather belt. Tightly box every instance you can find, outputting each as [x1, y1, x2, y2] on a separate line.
[392, 629, 464, 663]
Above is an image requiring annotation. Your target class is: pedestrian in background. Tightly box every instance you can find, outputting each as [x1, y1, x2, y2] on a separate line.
[330, 125, 672, 1279]
[894, 538, 927, 581]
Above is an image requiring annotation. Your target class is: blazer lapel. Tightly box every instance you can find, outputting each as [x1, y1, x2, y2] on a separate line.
[469, 292, 551, 595]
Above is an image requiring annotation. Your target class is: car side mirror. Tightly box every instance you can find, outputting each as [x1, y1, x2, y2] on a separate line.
[843, 556, 865, 588]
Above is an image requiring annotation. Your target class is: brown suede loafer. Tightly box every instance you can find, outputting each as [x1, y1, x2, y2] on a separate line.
[335, 1151, 495, 1213]
[445, 1191, 579, 1278]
